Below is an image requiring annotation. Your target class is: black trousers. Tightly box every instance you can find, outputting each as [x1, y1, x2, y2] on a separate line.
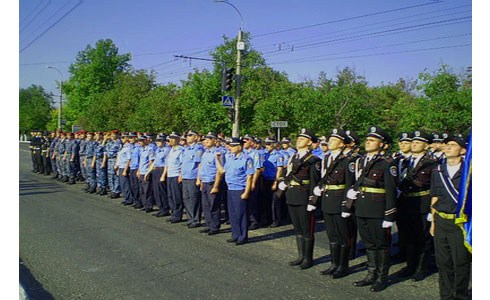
[129, 169, 141, 205]
[139, 174, 153, 210]
[434, 214, 471, 300]
[324, 213, 354, 246]
[288, 204, 315, 239]
[357, 217, 391, 251]
[398, 212, 433, 270]
[152, 168, 169, 214]
[261, 179, 275, 226]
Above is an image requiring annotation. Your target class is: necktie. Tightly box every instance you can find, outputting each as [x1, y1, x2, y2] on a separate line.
[409, 157, 415, 168]
[364, 157, 370, 167]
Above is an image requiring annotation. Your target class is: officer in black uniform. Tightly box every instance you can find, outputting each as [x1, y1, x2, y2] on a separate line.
[429, 134, 471, 300]
[314, 129, 355, 278]
[344, 126, 397, 292]
[344, 129, 361, 259]
[396, 130, 438, 281]
[278, 128, 321, 270]
[42, 131, 52, 175]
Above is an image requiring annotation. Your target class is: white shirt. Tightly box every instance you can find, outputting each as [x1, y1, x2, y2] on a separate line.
[447, 163, 461, 179]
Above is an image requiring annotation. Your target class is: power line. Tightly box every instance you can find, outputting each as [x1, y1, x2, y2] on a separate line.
[267, 33, 471, 65]
[268, 44, 471, 66]
[20, 0, 52, 33]
[252, 1, 443, 38]
[20, 0, 84, 53]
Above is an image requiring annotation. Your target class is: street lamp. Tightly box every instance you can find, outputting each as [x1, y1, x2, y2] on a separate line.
[214, 0, 244, 137]
[46, 66, 64, 131]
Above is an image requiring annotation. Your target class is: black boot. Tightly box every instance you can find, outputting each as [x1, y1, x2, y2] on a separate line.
[68, 178, 76, 185]
[62, 175, 69, 183]
[51, 172, 58, 179]
[88, 186, 96, 194]
[371, 250, 391, 292]
[353, 249, 378, 286]
[300, 238, 314, 269]
[99, 188, 107, 195]
[332, 244, 351, 279]
[289, 235, 305, 266]
[320, 242, 340, 275]
[397, 244, 416, 278]
[411, 250, 429, 282]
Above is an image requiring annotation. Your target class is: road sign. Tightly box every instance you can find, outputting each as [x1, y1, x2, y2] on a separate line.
[271, 121, 288, 128]
[222, 95, 234, 107]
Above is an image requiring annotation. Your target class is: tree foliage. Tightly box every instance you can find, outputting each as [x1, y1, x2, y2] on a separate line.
[25, 36, 470, 139]
[19, 85, 52, 133]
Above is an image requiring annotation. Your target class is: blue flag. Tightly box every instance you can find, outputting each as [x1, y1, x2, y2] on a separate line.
[455, 133, 472, 253]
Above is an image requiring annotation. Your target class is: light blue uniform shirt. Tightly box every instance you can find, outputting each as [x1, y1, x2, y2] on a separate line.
[138, 144, 155, 175]
[244, 148, 262, 170]
[116, 142, 133, 168]
[199, 147, 223, 183]
[153, 145, 171, 168]
[263, 149, 284, 181]
[181, 143, 204, 179]
[129, 143, 142, 170]
[224, 152, 255, 190]
[166, 146, 185, 177]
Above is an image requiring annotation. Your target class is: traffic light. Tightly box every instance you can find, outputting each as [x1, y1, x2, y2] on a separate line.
[222, 68, 235, 91]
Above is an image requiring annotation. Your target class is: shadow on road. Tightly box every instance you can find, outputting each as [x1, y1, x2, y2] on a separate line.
[19, 258, 55, 300]
[19, 180, 63, 196]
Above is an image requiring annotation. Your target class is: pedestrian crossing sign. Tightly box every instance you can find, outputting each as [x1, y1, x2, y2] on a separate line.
[222, 96, 234, 107]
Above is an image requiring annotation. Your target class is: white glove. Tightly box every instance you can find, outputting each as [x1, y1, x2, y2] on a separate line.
[426, 213, 433, 222]
[346, 188, 360, 200]
[278, 181, 288, 191]
[341, 212, 351, 218]
[382, 221, 394, 228]
[313, 186, 323, 196]
[307, 204, 316, 211]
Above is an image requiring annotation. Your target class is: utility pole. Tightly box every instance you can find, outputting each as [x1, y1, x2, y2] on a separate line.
[46, 66, 64, 131]
[214, 0, 244, 137]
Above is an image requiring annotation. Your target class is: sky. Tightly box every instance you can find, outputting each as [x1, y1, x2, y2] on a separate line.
[19, 0, 473, 98]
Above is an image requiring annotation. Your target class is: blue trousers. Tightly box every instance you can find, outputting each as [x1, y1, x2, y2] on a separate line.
[107, 159, 120, 193]
[228, 190, 248, 242]
[79, 155, 87, 179]
[152, 168, 169, 214]
[118, 168, 131, 203]
[201, 182, 221, 231]
[247, 186, 260, 226]
[182, 179, 201, 225]
[96, 158, 107, 188]
[129, 169, 140, 205]
[85, 158, 97, 188]
[51, 157, 57, 174]
[139, 174, 153, 210]
[57, 156, 64, 176]
[167, 177, 183, 222]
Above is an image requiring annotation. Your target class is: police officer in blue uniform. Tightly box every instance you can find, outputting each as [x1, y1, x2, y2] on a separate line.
[242, 134, 263, 230]
[165, 131, 185, 223]
[429, 134, 471, 300]
[218, 137, 255, 245]
[181, 130, 204, 228]
[345, 126, 397, 292]
[78, 131, 88, 188]
[313, 129, 355, 278]
[84, 132, 98, 194]
[197, 132, 224, 235]
[68, 132, 80, 184]
[50, 131, 61, 179]
[106, 130, 123, 198]
[279, 129, 321, 270]
[128, 132, 143, 208]
[94, 132, 109, 195]
[148, 133, 170, 216]
[262, 137, 284, 228]
[138, 135, 155, 213]
[116, 132, 133, 205]
[58, 132, 69, 182]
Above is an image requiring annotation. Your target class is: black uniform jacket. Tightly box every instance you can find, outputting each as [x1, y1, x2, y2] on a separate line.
[348, 154, 397, 221]
[318, 152, 355, 214]
[430, 163, 462, 214]
[285, 151, 321, 206]
[398, 153, 439, 214]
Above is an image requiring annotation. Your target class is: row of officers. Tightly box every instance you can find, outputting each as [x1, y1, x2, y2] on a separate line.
[29, 126, 470, 298]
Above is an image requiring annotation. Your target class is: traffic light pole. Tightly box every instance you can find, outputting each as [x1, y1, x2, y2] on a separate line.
[232, 29, 243, 138]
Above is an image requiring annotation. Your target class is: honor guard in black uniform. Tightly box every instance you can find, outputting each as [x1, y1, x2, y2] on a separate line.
[42, 131, 52, 175]
[396, 130, 438, 281]
[278, 128, 321, 270]
[429, 135, 471, 300]
[344, 129, 361, 259]
[430, 132, 446, 162]
[345, 126, 397, 292]
[314, 129, 355, 278]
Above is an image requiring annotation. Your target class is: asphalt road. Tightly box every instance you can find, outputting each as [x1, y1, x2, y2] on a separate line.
[19, 143, 442, 300]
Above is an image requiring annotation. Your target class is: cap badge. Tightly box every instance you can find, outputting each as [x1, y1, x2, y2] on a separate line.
[402, 133, 407, 138]
[415, 131, 420, 137]
[301, 128, 306, 134]
[333, 129, 338, 134]
[370, 127, 376, 133]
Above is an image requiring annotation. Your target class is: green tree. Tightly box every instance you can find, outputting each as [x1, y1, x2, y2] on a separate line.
[63, 39, 131, 128]
[19, 85, 53, 133]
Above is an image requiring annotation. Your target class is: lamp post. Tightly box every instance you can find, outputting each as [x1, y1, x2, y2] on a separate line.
[214, 0, 244, 137]
[46, 66, 63, 131]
